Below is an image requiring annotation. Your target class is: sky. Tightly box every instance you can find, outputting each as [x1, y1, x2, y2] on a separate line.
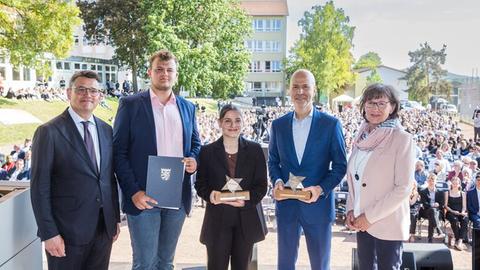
[286, 0, 480, 76]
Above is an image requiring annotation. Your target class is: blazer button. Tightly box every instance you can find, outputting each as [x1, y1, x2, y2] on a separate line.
[362, 183, 366, 187]
[96, 197, 100, 202]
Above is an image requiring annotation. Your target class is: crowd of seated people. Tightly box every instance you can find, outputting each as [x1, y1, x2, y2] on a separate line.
[0, 139, 31, 181]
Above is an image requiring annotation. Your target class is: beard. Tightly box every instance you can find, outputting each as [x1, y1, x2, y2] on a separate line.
[152, 81, 172, 92]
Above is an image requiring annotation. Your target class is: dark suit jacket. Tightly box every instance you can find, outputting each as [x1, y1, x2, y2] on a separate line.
[268, 109, 347, 224]
[419, 187, 445, 212]
[195, 137, 268, 245]
[113, 91, 201, 215]
[467, 188, 479, 217]
[30, 109, 120, 245]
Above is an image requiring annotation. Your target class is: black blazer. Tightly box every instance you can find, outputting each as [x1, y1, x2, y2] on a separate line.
[195, 136, 268, 245]
[419, 187, 446, 211]
[30, 109, 120, 245]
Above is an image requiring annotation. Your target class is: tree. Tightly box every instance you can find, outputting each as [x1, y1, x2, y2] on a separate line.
[354, 52, 383, 84]
[403, 42, 451, 104]
[285, 1, 355, 102]
[79, 0, 251, 97]
[78, 0, 149, 92]
[0, 1, 81, 74]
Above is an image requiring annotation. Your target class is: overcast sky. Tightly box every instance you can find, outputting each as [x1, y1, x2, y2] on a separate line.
[286, 0, 480, 76]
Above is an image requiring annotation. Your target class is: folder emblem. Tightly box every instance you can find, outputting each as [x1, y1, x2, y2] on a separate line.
[160, 168, 171, 181]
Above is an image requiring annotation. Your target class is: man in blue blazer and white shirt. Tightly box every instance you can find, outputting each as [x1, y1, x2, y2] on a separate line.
[467, 174, 480, 229]
[268, 69, 347, 270]
[113, 49, 201, 270]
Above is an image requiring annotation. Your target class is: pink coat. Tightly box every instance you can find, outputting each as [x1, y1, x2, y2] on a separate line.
[346, 128, 415, 241]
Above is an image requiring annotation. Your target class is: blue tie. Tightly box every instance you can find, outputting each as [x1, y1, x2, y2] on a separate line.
[82, 121, 98, 173]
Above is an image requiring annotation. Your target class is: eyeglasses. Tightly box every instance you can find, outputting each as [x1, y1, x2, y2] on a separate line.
[73, 86, 101, 96]
[365, 101, 390, 110]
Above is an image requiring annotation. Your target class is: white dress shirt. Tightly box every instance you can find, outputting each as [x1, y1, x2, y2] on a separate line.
[68, 107, 101, 169]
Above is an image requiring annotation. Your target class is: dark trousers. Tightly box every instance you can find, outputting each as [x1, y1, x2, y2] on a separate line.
[474, 127, 480, 141]
[420, 208, 442, 239]
[46, 211, 113, 270]
[409, 213, 418, 234]
[446, 212, 468, 240]
[357, 231, 403, 270]
[206, 209, 253, 270]
[470, 214, 480, 229]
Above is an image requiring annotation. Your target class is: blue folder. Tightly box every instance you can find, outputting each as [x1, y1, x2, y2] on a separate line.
[146, 155, 185, 209]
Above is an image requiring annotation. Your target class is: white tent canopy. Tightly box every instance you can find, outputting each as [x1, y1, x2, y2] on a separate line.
[332, 94, 354, 102]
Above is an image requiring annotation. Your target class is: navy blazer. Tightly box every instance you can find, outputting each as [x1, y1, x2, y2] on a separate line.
[30, 109, 120, 245]
[268, 109, 347, 224]
[113, 91, 201, 215]
[467, 188, 479, 217]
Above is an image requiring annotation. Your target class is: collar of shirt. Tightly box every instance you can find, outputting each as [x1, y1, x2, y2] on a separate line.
[150, 89, 176, 109]
[68, 107, 96, 126]
[293, 106, 314, 122]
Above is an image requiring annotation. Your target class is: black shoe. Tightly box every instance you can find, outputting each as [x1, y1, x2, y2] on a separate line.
[428, 238, 433, 243]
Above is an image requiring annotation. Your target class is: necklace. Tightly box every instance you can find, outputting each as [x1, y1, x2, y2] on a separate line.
[353, 150, 370, 181]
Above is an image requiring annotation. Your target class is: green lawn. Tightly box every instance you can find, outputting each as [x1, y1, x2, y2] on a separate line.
[0, 96, 217, 149]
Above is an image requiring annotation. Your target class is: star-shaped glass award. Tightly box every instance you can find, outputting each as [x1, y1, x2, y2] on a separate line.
[218, 175, 250, 201]
[277, 173, 312, 200]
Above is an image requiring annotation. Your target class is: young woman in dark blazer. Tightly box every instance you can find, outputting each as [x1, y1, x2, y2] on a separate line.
[195, 104, 268, 270]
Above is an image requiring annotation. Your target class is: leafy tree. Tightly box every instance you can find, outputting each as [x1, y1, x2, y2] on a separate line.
[78, 0, 148, 92]
[353, 51, 382, 84]
[79, 0, 251, 97]
[403, 42, 451, 104]
[285, 1, 355, 102]
[0, 0, 81, 75]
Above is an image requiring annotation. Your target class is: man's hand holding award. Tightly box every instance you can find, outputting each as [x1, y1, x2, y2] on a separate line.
[274, 173, 313, 201]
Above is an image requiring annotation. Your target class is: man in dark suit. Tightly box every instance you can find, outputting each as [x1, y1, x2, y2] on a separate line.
[419, 174, 446, 242]
[7, 158, 29, 180]
[30, 71, 120, 270]
[113, 49, 201, 269]
[467, 174, 480, 228]
[268, 69, 347, 269]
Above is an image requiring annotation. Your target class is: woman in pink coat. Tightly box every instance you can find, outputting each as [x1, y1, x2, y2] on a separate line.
[346, 84, 415, 270]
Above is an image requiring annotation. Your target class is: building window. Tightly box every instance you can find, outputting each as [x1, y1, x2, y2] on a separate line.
[253, 82, 262, 91]
[81, 64, 87, 70]
[56, 62, 62, 70]
[265, 61, 271, 72]
[91, 64, 96, 70]
[97, 65, 103, 71]
[254, 19, 264, 32]
[74, 35, 79, 45]
[98, 73, 103, 83]
[245, 40, 253, 52]
[74, 63, 80, 69]
[265, 82, 280, 92]
[105, 66, 110, 72]
[254, 40, 263, 52]
[273, 20, 281, 31]
[64, 62, 71, 70]
[248, 62, 252, 72]
[111, 66, 116, 72]
[23, 67, 31, 81]
[83, 36, 88, 45]
[272, 61, 281, 72]
[265, 41, 271, 52]
[253, 61, 262, 72]
[0, 67, 5, 79]
[0, 55, 5, 64]
[12, 67, 20, 81]
[111, 74, 116, 82]
[265, 20, 272, 32]
[272, 41, 280, 52]
[106, 73, 110, 81]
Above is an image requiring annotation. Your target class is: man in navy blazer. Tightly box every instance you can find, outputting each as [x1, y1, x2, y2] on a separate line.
[31, 71, 120, 270]
[268, 69, 347, 270]
[113, 49, 200, 269]
[467, 174, 480, 228]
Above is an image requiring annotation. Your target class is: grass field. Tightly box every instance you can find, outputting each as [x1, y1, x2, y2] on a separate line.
[0, 96, 217, 150]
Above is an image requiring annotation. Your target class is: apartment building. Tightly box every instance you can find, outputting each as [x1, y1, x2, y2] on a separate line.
[240, 0, 288, 105]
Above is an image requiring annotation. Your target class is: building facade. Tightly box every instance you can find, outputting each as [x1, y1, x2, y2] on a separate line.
[0, 26, 120, 91]
[240, 0, 288, 105]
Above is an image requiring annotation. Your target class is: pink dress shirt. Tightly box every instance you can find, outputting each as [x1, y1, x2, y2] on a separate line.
[150, 90, 184, 157]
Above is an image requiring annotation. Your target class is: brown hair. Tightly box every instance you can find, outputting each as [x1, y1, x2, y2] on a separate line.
[68, 71, 100, 88]
[219, 104, 242, 120]
[359, 83, 400, 121]
[149, 49, 178, 68]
